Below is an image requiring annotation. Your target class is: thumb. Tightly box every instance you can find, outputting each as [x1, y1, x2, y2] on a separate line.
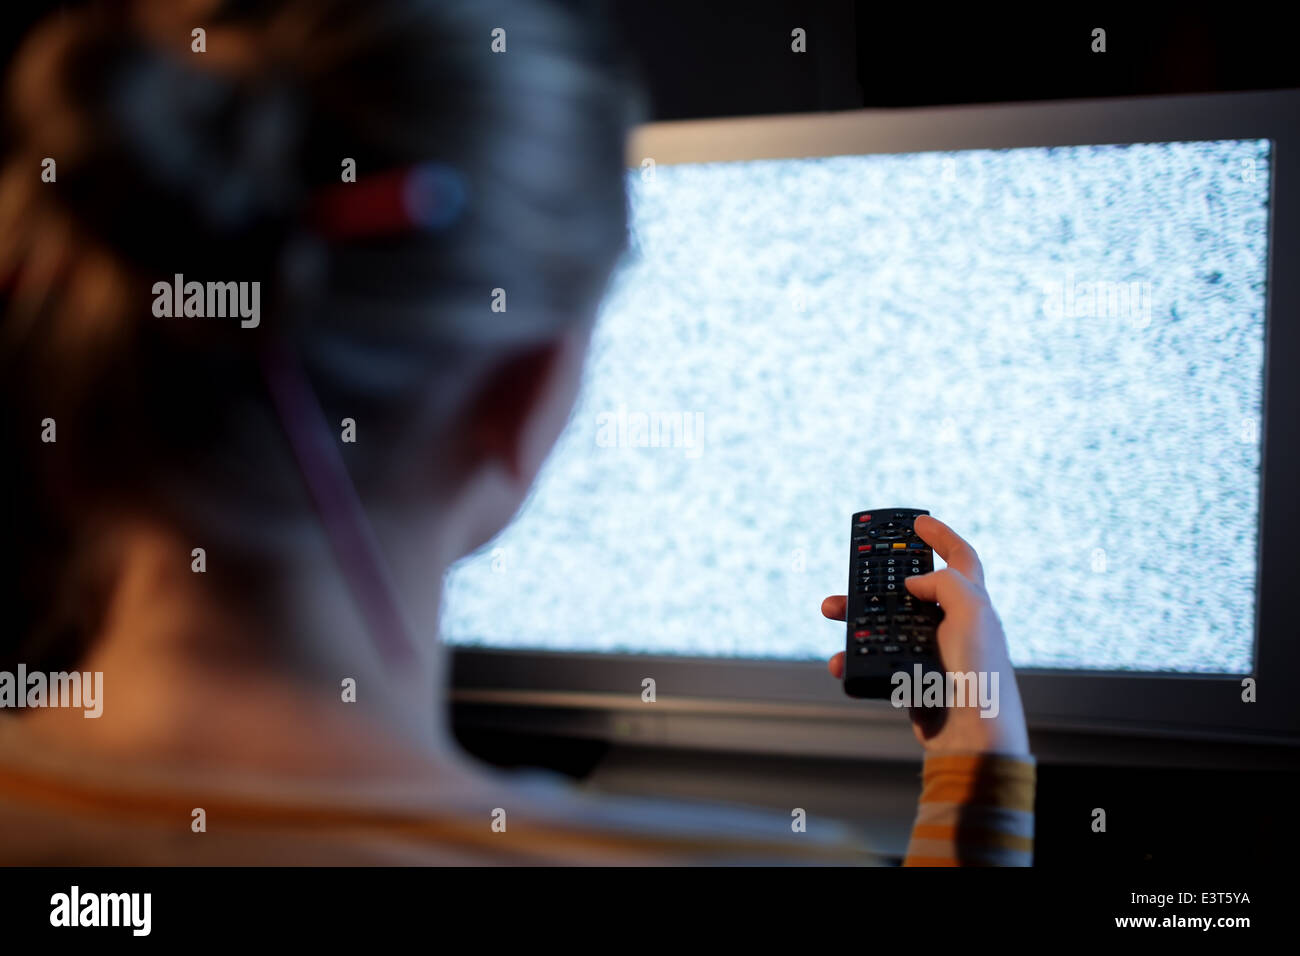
[904, 567, 978, 609]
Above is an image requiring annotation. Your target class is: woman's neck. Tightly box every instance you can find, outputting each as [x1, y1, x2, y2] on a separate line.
[19, 520, 465, 781]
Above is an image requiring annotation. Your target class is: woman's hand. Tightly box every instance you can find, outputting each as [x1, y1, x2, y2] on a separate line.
[822, 514, 1031, 757]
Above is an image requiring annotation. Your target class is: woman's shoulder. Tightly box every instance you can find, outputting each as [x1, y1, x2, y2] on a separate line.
[0, 724, 880, 866]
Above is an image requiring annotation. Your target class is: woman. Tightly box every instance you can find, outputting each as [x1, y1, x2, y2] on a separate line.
[0, 0, 1032, 865]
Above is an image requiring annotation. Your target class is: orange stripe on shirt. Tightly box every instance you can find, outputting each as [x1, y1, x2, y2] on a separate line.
[916, 754, 1036, 813]
[903, 753, 1036, 867]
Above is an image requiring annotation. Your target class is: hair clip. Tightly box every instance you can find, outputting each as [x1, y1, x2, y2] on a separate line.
[307, 162, 467, 241]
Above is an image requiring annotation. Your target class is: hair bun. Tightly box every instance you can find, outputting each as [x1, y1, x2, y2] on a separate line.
[10, 12, 305, 277]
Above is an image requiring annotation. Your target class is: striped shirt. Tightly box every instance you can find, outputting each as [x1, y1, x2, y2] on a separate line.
[0, 724, 1034, 866]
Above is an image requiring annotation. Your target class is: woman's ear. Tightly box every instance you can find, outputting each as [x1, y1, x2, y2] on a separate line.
[465, 322, 591, 488]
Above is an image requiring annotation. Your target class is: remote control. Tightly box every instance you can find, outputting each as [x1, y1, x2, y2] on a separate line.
[843, 508, 945, 699]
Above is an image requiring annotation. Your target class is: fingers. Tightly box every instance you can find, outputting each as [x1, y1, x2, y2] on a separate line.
[828, 651, 844, 679]
[828, 520, 984, 687]
[914, 514, 985, 586]
[821, 595, 846, 621]
[824, 597, 846, 678]
[904, 566, 980, 610]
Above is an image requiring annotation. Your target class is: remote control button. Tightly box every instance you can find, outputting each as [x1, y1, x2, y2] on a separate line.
[882, 645, 901, 654]
[892, 542, 907, 549]
[874, 544, 890, 552]
[857, 646, 871, 655]
[911, 645, 925, 655]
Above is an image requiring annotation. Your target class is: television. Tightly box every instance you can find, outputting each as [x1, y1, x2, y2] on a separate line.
[444, 90, 1300, 758]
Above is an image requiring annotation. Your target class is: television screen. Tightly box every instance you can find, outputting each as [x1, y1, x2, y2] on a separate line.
[442, 139, 1271, 675]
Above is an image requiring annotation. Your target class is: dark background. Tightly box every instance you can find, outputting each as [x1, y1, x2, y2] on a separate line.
[613, 1, 1300, 118]
[5, 1, 1298, 867]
